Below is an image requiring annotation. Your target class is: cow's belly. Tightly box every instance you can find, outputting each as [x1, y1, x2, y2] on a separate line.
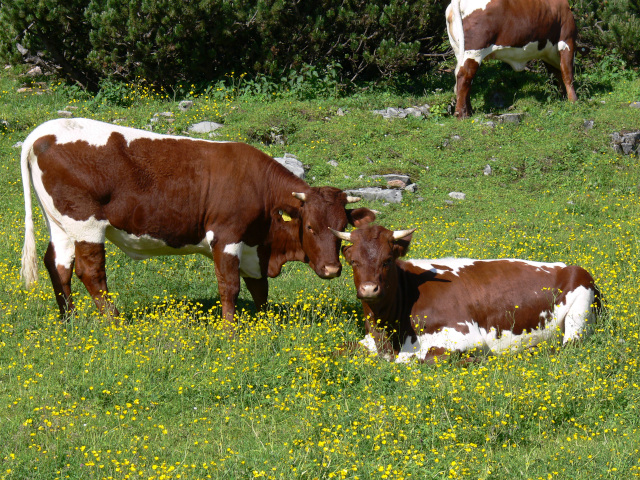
[105, 226, 213, 259]
[464, 39, 566, 71]
[359, 309, 567, 363]
[105, 227, 262, 278]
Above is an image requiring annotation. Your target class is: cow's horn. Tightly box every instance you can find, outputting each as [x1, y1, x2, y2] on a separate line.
[346, 195, 361, 203]
[392, 228, 416, 240]
[292, 192, 306, 202]
[329, 228, 352, 242]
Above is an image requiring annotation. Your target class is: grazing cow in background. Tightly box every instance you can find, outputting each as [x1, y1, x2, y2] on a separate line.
[21, 118, 376, 325]
[446, 0, 578, 119]
[332, 225, 600, 363]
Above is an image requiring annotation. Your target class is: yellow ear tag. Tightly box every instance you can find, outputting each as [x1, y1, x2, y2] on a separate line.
[280, 210, 292, 222]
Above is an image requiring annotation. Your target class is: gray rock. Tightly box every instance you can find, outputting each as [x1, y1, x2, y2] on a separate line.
[629, 102, 640, 108]
[26, 66, 42, 76]
[274, 153, 305, 179]
[483, 164, 492, 176]
[611, 130, 640, 155]
[498, 113, 524, 125]
[372, 104, 429, 119]
[13, 141, 23, 148]
[584, 119, 595, 131]
[151, 112, 174, 123]
[57, 110, 73, 118]
[344, 187, 403, 204]
[404, 183, 417, 193]
[336, 108, 346, 116]
[189, 121, 223, 134]
[371, 174, 411, 185]
[179, 100, 194, 112]
[327, 160, 339, 167]
[448, 192, 466, 200]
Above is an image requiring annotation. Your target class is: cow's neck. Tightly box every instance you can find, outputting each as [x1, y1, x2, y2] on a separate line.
[363, 264, 413, 342]
[264, 164, 311, 277]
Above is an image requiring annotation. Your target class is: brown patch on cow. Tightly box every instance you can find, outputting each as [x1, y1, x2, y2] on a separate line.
[33, 135, 56, 156]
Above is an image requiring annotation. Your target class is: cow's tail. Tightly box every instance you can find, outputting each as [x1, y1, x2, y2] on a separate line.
[20, 139, 39, 288]
[448, 0, 465, 80]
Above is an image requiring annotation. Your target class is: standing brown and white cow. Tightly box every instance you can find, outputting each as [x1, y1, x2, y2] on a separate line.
[332, 225, 600, 363]
[21, 118, 375, 324]
[446, 0, 578, 119]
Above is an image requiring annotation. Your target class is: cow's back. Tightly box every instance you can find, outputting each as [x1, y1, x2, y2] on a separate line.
[459, 0, 575, 51]
[24, 118, 290, 247]
[405, 258, 568, 326]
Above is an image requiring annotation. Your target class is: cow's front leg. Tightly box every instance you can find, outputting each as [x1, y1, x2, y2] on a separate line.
[558, 48, 577, 102]
[243, 276, 269, 312]
[212, 243, 241, 331]
[365, 317, 397, 361]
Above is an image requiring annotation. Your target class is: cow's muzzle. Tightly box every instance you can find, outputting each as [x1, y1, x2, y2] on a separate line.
[357, 282, 382, 301]
[319, 264, 341, 279]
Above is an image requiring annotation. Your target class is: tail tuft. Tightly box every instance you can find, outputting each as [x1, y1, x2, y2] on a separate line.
[20, 139, 39, 288]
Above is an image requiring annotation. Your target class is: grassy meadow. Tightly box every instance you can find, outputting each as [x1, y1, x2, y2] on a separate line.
[1, 59, 640, 479]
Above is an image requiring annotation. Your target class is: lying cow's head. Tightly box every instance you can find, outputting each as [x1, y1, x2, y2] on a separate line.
[332, 225, 415, 301]
[270, 186, 376, 278]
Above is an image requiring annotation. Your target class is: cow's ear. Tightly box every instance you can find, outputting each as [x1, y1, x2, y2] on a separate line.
[347, 207, 376, 227]
[341, 244, 353, 261]
[392, 232, 413, 258]
[275, 206, 300, 224]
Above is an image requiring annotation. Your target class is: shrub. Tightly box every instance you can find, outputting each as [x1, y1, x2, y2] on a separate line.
[0, 0, 447, 91]
[571, 0, 640, 67]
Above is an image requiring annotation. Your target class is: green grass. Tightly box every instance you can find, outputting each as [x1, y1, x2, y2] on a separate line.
[1, 62, 639, 479]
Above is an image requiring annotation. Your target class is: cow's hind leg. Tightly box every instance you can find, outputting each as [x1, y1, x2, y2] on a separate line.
[74, 241, 120, 319]
[43, 240, 76, 318]
[560, 286, 597, 343]
[455, 58, 480, 119]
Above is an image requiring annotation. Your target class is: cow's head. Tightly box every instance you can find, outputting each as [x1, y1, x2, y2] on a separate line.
[332, 225, 415, 301]
[270, 187, 375, 278]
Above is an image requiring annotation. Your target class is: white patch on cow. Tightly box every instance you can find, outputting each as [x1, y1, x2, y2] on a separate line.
[463, 39, 564, 72]
[458, 0, 493, 18]
[105, 227, 212, 260]
[406, 257, 565, 277]
[223, 242, 261, 279]
[49, 221, 75, 269]
[558, 41, 570, 52]
[24, 117, 230, 149]
[206, 230, 215, 245]
[555, 285, 597, 342]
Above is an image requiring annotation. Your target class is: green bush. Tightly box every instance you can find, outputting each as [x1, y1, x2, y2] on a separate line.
[571, 0, 640, 67]
[0, 0, 447, 91]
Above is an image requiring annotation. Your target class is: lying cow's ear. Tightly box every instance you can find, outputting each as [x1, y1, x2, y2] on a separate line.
[347, 207, 376, 227]
[341, 244, 353, 260]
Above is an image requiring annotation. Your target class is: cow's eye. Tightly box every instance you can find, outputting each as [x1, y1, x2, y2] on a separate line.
[306, 224, 314, 233]
[383, 259, 393, 268]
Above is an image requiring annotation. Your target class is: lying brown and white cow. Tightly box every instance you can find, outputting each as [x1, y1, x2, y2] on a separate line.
[332, 225, 600, 363]
[21, 118, 375, 324]
[446, 0, 578, 119]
